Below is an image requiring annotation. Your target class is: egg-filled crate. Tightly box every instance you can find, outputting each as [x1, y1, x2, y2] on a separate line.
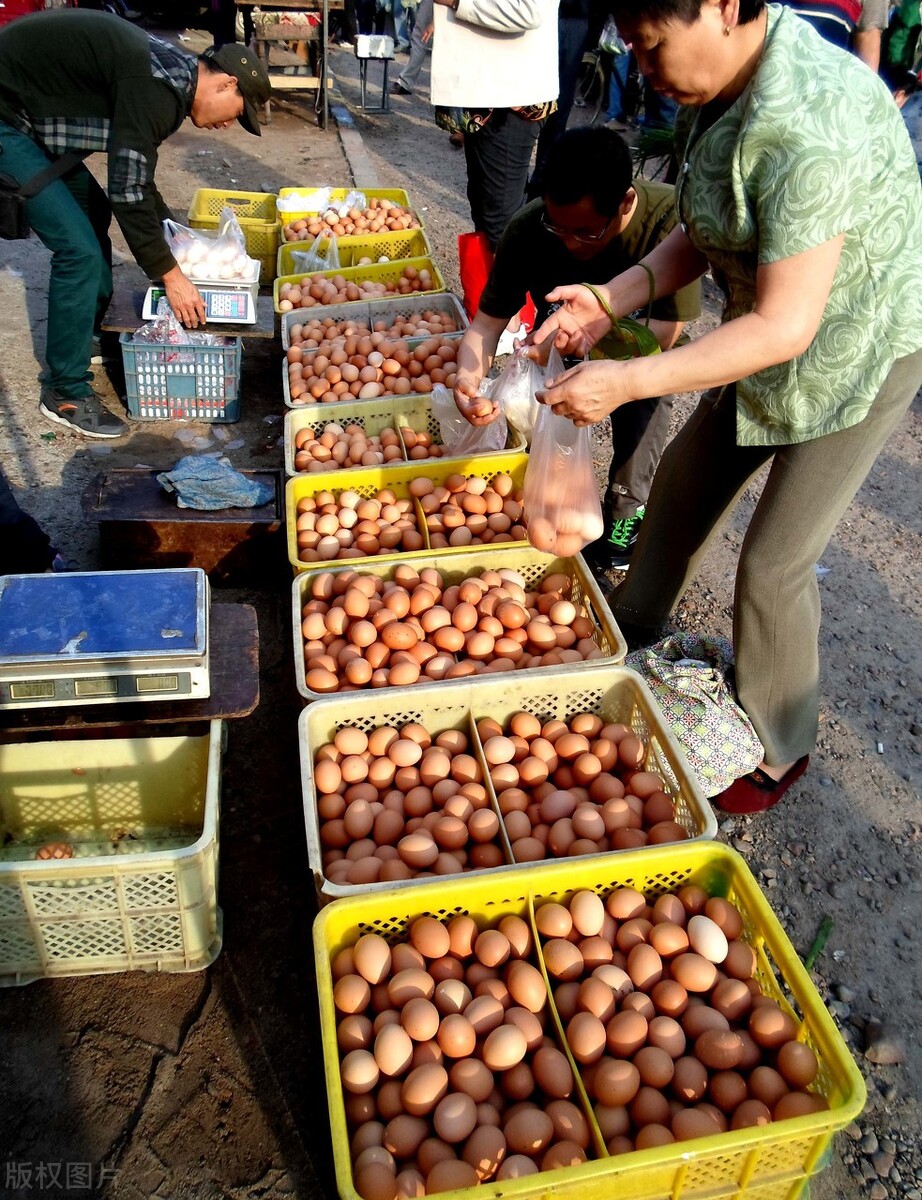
[119, 334, 242, 422]
[0, 723, 223, 985]
[281, 293, 469, 351]
[278, 185, 414, 212]
[283, 398, 526, 476]
[313, 842, 866, 1200]
[285, 452, 530, 574]
[187, 188, 280, 286]
[277, 228, 432, 278]
[274, 258, 446, 314]
[291, 549, 626, 704]
[464, 665, 717, 866]
[299, 665, 694, 902]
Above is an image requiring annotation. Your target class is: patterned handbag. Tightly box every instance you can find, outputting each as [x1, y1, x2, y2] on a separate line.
[626, 632, 764, 797]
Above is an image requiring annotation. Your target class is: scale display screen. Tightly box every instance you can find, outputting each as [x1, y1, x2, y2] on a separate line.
[143, 286, 256, 324]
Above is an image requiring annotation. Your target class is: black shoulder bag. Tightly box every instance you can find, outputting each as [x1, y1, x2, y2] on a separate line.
[0, 151, 90, 241]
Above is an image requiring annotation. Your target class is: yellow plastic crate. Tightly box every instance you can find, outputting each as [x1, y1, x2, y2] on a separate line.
[274, 257, 445, 313]
[286, 451, 529, 573]
[312, 842, 866, 1200]
[283, 395, 526, 475]
[280, 292, 468, 350]
[277, 228, 432, 277]
[0, 722, 223, 985]
[299, 665, 712, 900]
[292, 548, 626, 703]
[187, 188, 280, 286]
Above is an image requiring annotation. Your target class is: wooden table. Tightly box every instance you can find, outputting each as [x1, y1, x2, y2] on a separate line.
[0, 603, 259, 741]
[101, 289, 277, 340]
[237, 0, 344, 129]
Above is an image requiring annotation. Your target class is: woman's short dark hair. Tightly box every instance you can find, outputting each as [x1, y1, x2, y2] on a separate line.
[608, 0, 764, 27]
[539, 127, 634, 216]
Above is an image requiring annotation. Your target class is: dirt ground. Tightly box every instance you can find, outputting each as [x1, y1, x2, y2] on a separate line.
[0, 26, 920, 1200]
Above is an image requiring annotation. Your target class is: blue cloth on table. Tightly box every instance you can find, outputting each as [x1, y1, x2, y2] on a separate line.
[157, 456, 274, 511]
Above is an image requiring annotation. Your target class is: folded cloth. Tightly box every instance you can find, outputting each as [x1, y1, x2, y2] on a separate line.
[157, 455, 274, 511]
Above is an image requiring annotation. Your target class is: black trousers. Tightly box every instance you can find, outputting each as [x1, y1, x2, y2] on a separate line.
[0, 467, 53, 574]
[463, 109, 541, 250]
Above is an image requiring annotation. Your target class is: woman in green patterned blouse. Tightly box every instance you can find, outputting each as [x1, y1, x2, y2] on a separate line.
[532, 0, 922, 813]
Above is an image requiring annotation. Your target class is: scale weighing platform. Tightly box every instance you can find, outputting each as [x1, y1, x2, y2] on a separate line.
[142, 285, 257, 325]
[0, 568, 210, 710]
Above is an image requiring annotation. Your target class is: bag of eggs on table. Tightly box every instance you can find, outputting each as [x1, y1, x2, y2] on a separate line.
[163, 208, 257, 283]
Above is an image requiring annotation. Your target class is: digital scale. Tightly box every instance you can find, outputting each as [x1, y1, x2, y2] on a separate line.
[0, 568, 210, 709]
[142, 284, 257, 325]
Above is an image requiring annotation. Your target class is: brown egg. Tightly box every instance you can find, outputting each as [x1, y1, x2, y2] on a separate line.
[354, 1162, 398, 1200]
[464, 994, 506, 1037]
[773, 1091, 830, 1120]
[400, 997, 440, 1042]
[776, 1040, 820, 1089]
[749, 1002, 800, 1050]
[450, 1057, 495, 1104]
[634, 1045, 675, 1089]
[630, 1086, 671, 1129]
[408, 916, 450, 960]
[605, 1010, 648, 1058]
[401, 1063, 449, 1116]
[627, 943, 664, 991]
[426, 1159, 479, 1193]
[704, 897, 744, 940]
[353, 934, 393, 985]
[504, 1107, 554, 1155]
[461, 1124, 507, 1181]
[695, 1028, 744, 1071]
[482, 1024, 527, 1071]
[341, 1048, 380, 1094]
[671, 1055, 708, 1103]
[671, 952, 719, 993]
[647, 1015, 686, 1059]
[506, 961, 547, 1013]
[374, 1024, 415, 1077]
[671, 1107, 723, 1143]
[532, 1045, 575, 1098]
[567, 1012, 607, 1064]
[731, 1098, 773, 1130]
[542, 938, 584, 981]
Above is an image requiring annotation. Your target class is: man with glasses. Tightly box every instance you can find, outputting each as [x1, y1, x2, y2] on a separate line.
[453, 125, 700, 571]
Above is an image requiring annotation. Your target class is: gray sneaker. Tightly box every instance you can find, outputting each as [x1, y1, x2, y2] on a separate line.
[40, 389, 128, 439]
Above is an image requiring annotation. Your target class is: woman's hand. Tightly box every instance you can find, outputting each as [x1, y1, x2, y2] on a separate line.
[531, 284, 612, 358]
[536, 359, 635, 427]
[453, 374, 499, 426]
[162, 265, 207, 328]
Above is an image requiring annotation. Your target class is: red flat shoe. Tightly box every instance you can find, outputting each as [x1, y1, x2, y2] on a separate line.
[714, 755, 810, 814]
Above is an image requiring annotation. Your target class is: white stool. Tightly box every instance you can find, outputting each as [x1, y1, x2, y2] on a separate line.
[354, 34, 395, 113]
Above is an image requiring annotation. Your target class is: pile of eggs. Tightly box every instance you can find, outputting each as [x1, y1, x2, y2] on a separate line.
[300, 566, 605, 695]
[295, 487, 424, 565]
[287, 310, 461, 351]
[282, 199, 421, 242]
[278, 266, 435, 313]
[293, 423, 445, 474]
[314, 721, 507, 886]
[479, 711, 689, 862]
[170, 232, 256, 282]
[410, 474, 526, 550]
[536, 885, 828, 1154]
[286, 336, 459, 405]
[331, 912, 594, 1198]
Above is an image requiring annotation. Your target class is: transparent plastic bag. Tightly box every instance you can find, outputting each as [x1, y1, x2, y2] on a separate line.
[522, 349, 604, 557]
[291, 233, 340, 273]
[277, 188, 367, 216]
[599, 16, 627, 55]
[163, 207, 257, 282]
[488, 348, 543, 445]
[430, 384, 507, 457]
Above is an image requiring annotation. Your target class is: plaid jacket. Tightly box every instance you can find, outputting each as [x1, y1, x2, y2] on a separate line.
[0, 10, 197, 279]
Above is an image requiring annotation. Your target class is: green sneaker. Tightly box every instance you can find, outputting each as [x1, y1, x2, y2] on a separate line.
[597, 506, 645, 571]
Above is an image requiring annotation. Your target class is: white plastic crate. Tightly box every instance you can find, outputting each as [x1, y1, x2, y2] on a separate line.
[0, 722, 223, 984]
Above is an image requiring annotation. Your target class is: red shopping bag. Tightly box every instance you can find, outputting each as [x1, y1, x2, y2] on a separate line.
[457, 231, 537, 331]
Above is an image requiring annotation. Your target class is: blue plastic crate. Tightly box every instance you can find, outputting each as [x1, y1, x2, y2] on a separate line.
[119, 334, 242, 422]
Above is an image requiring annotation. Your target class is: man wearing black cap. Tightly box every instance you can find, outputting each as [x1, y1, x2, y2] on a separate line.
[0, 9, 270, 437]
